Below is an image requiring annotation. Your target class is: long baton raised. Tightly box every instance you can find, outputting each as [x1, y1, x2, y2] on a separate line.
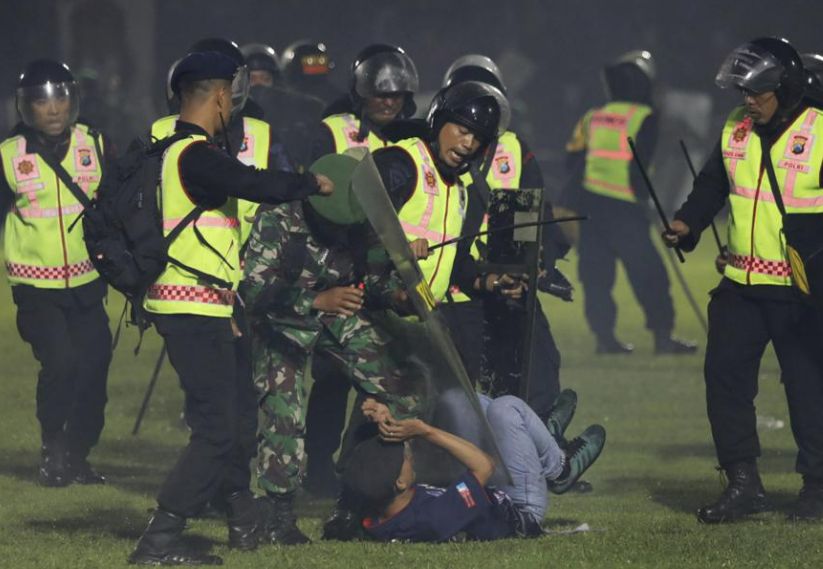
[627, 137, 685, 263]
[679, 139, 724, 253]
[428, 216, 588, 252]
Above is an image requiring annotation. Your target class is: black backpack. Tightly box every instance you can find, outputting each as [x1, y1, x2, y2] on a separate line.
[38, 131, 231, 331]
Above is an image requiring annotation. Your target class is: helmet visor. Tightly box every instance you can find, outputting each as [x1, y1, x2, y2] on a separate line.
[434, 81, 511, 139]
[353, 51, 419, 98]
[16, 81, 79, 135]
[231, 64, 250, 114]
[716, 43, 784, 94]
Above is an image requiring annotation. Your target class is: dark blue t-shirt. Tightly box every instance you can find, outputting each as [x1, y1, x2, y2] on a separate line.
[363, 472, 519, 542]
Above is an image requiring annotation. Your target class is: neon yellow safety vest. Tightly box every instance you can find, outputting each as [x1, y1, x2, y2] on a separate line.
[451, 130, 524, 302]
[581, 102, 652, 202]
[1, 124, 104, 288]
[143, 135, 241, 318]
[721, 106, 823, 287]
[322, 113, 389, 153]
[394, 137, 467, 304]
[150, 114, 270, 245]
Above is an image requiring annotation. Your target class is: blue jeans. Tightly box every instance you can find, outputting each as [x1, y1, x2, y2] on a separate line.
[439, 392, 565, 521]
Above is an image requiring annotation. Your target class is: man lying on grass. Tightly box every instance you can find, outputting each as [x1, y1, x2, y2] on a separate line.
[342, 392, 605, 542]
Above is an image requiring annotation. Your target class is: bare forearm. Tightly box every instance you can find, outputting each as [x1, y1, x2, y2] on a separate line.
[418, 421, 495, 485]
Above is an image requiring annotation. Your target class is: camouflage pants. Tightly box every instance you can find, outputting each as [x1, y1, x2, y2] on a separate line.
[254, 317, 419, 495]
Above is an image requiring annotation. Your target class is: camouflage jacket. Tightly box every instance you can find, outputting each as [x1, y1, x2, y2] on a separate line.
[240, 201, 399, 350]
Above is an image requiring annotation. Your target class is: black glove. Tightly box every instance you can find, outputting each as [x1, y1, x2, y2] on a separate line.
[537, 266, 573, 302]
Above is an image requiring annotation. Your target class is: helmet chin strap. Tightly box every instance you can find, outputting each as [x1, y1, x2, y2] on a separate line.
[217, 103, 233, 156]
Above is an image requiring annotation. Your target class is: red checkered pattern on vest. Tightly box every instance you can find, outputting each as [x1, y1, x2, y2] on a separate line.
[6, 259, 95, 280]
[147, 284, 235, 306]
[729, 253, 792, 277]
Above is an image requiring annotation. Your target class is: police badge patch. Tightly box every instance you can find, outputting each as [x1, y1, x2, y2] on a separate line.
[75, 147, 96, 170]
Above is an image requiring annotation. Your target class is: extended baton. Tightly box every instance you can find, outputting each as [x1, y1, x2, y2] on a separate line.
[679, 139, 724, 253]
[627, 137, 685, 263]
[132, 343, 167, 436]
[427, 216, 588, 252]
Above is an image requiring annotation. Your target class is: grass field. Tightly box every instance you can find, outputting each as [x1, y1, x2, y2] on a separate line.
[1, 231, 823, 569]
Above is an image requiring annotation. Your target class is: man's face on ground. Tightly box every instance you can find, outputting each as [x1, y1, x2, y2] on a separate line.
[363, 93, 404, 126]
[437, 122, 483, 168]
[31, 94, 71, 137]
[250, 70, 274, 88]
[742, 89, 779, 125]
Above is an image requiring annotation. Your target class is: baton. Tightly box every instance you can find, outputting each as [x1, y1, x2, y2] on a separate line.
[132, 343, 167, 436]
[627, 137, 685, 263]
[427, 216, 588, 252]
[679, 140, 724, 253]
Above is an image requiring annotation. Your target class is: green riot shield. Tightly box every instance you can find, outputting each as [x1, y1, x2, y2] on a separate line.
[317, 152, 512, 485]
[482, 188, 545, 402]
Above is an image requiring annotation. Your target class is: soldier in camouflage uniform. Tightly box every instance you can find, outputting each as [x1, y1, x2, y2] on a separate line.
[241, 196, 422, 545]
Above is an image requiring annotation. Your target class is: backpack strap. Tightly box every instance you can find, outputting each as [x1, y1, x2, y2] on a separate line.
[760, 144, 788, 219]
[162, 206, 234, 290]
[27, 135, 92, 210]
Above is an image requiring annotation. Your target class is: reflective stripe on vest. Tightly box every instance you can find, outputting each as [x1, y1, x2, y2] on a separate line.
[582, 102, 652, 202]
[322, 113, 388, 153]
[721, 106, 823, 286]
[150, 114, 270, 246]
[395, 137, 466, 303]
[1, 124, 103, 288]
[143, 134, 241, 317]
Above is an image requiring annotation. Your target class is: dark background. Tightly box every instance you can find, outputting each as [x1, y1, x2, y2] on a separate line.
[1, 0, 820, 201]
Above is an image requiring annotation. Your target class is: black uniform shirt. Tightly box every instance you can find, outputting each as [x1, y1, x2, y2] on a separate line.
[173, 120, 319, 210]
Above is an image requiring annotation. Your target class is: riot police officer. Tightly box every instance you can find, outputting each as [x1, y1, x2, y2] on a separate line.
[303, 43, 420, 497]
[241, 42, 325, 171]
[562, 51, 696, 355]
[128, 51, 331, 565]
[281, 39, 343, 105]
[802, 52, 823, 105]
[0, 60, 112, 488]
[441, 54, 571, 422]
[665, 37, 823, 523]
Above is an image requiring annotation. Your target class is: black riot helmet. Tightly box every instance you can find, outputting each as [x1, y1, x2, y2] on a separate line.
[716, 37, 806, 110]
[801, 53, 823, 105]
[602, 50, 655, 104]
[281, 39, 334, 82]
[350, 44, 419, 118]
[428, 81, 505, 148]
[241, 43, 281, 86]
[16, 59, 80, 136]
[442, 54, 507, 95]
[188, 37, 250, 114]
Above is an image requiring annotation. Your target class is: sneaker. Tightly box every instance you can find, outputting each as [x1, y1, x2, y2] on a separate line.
[545, 389, 577, 441]
[548, 425, 606, 495]
[595, 336, 634, 355]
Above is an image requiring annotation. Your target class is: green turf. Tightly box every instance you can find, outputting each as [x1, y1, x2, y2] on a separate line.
[2, 229, 822, 568]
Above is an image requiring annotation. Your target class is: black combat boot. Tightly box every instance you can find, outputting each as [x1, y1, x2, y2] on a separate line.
[595, 335, 634, 355]
[322, 491, 364, 542]
[654, 332, 698, 355]
[128, 509, 223, 565]
[66, 453, 106, 485]
[697, 462, 768, 523]
[259, 493, 311, 545]
[788, 476, 823, 522]
[226, 491, 260, 551]
[38, 433, 69, 488]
